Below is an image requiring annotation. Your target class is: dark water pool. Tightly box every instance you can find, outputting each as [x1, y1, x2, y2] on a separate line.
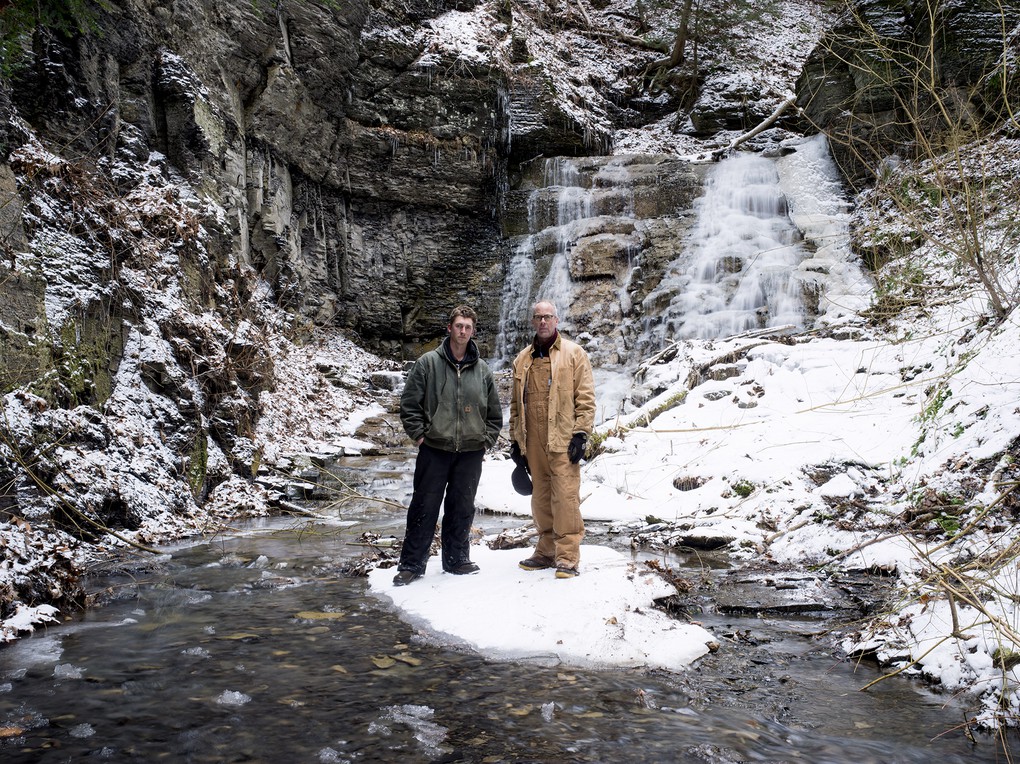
[0, 509, 1014, 763]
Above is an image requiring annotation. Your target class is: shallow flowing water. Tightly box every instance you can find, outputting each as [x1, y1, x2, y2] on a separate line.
[0, 457, 1016, 762]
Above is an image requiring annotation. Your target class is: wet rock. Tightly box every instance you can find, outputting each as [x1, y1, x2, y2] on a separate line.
[286, 480, 319, 501]
[369, 371, 404, 391]
[569, 231, 645, 280]
[713, 570, 862, 615]
[354, 415, 407, 448]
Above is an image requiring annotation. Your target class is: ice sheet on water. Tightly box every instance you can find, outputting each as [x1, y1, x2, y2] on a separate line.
[0, 634, 63, 675]
[371, 704, 450, 759]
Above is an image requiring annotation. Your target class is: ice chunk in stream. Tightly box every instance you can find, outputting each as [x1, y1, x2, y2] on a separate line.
[216, 690, 251, 706]
[371, 704, 449, 759]
[53, 663, 84, 679]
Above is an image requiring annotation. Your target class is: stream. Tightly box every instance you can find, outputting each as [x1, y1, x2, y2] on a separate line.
[1, 452, 1016, 763]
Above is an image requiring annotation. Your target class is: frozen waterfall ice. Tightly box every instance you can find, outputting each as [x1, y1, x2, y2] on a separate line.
[641, 152, 811, 348]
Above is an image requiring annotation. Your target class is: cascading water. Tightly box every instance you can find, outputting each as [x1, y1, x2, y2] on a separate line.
[494, 158, 619, 363]
[536, 167, 592, 316]
[493, 139, 863, 419]
[640, 152, 811, 352]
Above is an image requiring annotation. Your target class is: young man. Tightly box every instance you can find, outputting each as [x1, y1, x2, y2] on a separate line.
[508, 300, 596, 578]
[393, 306, 503, 586]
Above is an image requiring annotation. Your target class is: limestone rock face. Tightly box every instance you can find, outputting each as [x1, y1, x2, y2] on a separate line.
[795, 0, 1020, 188]
[506, 64, 603, 158]
[3, 0, 518, 353]
[0, 266, 50, 393]
[689, 75, 774, 134]
[497, 154, 701, 369]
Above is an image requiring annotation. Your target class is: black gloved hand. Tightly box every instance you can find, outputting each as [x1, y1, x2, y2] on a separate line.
[568, 433, 587, 464]
[509, 441, 528, 470]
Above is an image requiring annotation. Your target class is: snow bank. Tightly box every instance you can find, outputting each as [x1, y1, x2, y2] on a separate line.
[369, 544, 715, 671]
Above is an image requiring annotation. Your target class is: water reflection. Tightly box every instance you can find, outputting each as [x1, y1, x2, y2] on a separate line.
[0, 514, 1013, 763]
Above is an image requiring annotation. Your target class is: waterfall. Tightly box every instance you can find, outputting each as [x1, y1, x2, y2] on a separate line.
[538, 165, 592, 315]
[640, 152, 812, 351]
[493, 140, 863, 420]
[494, 157, 608, 363]
[493, 246, 535, 363]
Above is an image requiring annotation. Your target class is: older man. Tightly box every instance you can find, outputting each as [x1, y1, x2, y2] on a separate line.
[393, 305, 503, 586]
[509, 300, 595, 578]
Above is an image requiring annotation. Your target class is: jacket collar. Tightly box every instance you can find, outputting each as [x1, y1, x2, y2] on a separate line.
[441, 336, 479, 367]
[531, 330, 559, 359]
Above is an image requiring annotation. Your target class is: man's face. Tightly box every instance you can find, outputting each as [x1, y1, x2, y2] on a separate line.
[449, 316, 475, 345]
[531, 303, 558, 341]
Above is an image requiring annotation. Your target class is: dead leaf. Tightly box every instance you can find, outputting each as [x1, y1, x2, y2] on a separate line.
[295, 611, 345, 621]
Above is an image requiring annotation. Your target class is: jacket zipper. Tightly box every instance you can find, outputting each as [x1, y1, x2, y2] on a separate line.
[454, 364, 462, 452]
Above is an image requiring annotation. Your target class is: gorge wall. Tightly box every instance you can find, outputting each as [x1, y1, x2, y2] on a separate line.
[2, 0, 518, 357]
[0, 0, 686, 550]
[795, 0, 1020, 190]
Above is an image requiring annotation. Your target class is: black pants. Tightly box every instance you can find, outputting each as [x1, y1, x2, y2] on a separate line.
[397, 443, 484, 574]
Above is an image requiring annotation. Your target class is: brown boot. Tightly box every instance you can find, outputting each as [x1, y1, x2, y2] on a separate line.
[519, 554, 554, 571]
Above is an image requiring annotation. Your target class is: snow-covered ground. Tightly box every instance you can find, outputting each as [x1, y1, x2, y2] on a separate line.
[369, 544, 716, 671]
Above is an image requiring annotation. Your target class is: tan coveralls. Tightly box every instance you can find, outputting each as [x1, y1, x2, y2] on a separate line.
[525, 355, 584, 568]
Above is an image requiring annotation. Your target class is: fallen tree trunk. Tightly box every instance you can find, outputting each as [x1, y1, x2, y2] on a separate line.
[712, 91, 800, 160]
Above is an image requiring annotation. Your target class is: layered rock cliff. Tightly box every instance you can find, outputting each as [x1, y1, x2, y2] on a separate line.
[795, 0, 1020, 188]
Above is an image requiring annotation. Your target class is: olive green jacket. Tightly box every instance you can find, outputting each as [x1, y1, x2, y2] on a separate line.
[400, 337, 502, 453]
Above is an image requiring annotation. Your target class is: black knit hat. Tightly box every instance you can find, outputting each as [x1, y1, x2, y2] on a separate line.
[511, 463, 533, 496]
